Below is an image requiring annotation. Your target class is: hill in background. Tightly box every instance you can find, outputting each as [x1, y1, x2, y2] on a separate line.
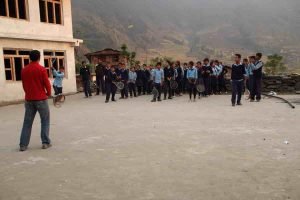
[72, 0, 300, 71]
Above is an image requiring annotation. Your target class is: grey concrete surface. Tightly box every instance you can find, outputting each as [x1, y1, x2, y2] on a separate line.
[0, 94, 300, 200]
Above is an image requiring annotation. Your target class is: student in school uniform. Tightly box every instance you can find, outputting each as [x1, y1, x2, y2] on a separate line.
[247, 56, 255, 98]
[182, 63, 188, 94]
[243, 58, 251, 97]
[216, 61, 228, 94]
[187, 61, 198, 101]
[202, 58, 213, 96]
[251, 53, 264, 102]
[95, 60, 106, 95]
[80, 61, 92, 98]
[119, 63, 129, 99]
[144, 65, 152, 95]
[231, 54, 246, 107]
[175, 61, 183, 96]
[151, 63, 164, 102]
[51, 66, 65, 95]
[128, 67, 137, 98]
[163, 62, 175, 100]
[196, 61, 204, 98]
[211, 61, 219, 95]
[105, 65, 118, 103]
[136, 65, 144, 96]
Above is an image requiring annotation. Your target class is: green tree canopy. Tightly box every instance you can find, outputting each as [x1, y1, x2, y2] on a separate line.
[265, 54, 287, 75]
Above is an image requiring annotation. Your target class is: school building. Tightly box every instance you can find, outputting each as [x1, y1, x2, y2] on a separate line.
[0, 0, 82, 104]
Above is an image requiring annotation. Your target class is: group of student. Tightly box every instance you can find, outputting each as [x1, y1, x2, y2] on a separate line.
[18, 50, 264, 151]
[79, 52, 263, 106]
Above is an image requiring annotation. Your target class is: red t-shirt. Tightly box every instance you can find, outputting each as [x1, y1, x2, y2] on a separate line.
[21, 62, 51, 101]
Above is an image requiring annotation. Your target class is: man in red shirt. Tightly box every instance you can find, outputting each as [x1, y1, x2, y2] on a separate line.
[19, 50, 52, 151]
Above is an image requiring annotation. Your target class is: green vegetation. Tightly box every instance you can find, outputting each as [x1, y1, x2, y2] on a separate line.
[264, 54, 287, 75]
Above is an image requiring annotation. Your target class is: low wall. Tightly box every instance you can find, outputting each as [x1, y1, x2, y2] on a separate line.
[225, 74, 300, 94]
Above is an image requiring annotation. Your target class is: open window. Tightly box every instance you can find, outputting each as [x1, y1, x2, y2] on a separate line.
[3, 49, 31, 81]
[39, 0, 63, 24]
[43, 50, 66, 78]
[0, 0, 28, 19]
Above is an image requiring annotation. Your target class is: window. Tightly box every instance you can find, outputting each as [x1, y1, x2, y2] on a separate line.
[39, 0, 63, 24]
[3, 49, 31, 81]
[0, 0, 28, 20]
[43, 50, 66, 78]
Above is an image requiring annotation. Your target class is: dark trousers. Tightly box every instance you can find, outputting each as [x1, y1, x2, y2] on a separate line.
[128, 82, 137, 97]
[203, 77, 211, 96]
[53, 86, 63, 95]
[250, 77, 262, 101]
[246, 75, 254, 92]
[211, 76, 218, 94]
[231, 80, 243, 104]
[189, 83, 197, 99]
[147, 81, 153, 94]
[182, 79, 188, 94]
[218, 76, 227, 93]
[96, 77, 105, 95]
[143, 80, 148, 95]
[153, 83, 162, 100]
[121, 83, 128, 98]
[176, 79, 183, 95]
[163, 80, 172, 99]
[83, 80, 92, 97]
[20, 100, 50, 147]
[106, 83, 117, 101]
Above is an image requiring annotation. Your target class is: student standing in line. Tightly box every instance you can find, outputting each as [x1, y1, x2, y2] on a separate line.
[182, 63, 188, 94]
[175, 61, 183, 96]
[95, 60, 106, 95]
[217, 61, 228, 94]
[163, 62, 175, 100]
[211, 61, 219, 95]
[187, 61, 198, 102]
[105, 64, 117, 103]
[151, 63, 164, 102]
[251, 53, 264, 102]
[80, 61, 92, 98]
[128, 67, 137, 98]
[196, 61, 204, 98]
[231, 54, 246, 107]
[202, 58, 213, 96]
[119, 63, 129, 99]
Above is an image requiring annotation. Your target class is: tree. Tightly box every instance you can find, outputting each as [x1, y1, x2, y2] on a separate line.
[264, 54, 287, 75]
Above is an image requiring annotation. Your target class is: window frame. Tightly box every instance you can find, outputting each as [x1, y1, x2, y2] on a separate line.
[0, 0, 29, 21]
[39, 0, 64, 25]
[43, 50, 67, 79]
[3, 48, 31, 82]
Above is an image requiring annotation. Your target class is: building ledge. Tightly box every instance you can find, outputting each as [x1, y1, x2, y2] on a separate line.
[0, 33, 83, 45]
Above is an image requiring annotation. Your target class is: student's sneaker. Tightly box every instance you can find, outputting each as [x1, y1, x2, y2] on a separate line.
[19, 146, 27, 152]
[237, 102, 242, 106]
[105, 100, 109, 103]
[42, 144, 52, 150]
[112, 99, 117, 102]
[232, 103, 236, 107]
[158, 99, 162, 102]
[151, 99, 156, 102]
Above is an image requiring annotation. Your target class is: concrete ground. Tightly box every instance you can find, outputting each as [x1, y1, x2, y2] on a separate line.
[0, 94, 300, 200]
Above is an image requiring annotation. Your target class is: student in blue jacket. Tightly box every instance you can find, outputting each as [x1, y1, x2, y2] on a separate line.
[51, 66, 65, 95]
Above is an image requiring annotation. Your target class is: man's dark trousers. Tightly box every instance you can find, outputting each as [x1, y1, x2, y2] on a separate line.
[251, 78, 262, 101]
[231, 80, 243, 104]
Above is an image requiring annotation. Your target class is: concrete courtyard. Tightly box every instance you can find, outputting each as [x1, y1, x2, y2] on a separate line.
[0, 94, 300, 200]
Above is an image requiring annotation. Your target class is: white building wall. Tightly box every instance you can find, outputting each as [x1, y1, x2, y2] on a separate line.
[0, 0, 74, 41]
[0, 38, 77, 104]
